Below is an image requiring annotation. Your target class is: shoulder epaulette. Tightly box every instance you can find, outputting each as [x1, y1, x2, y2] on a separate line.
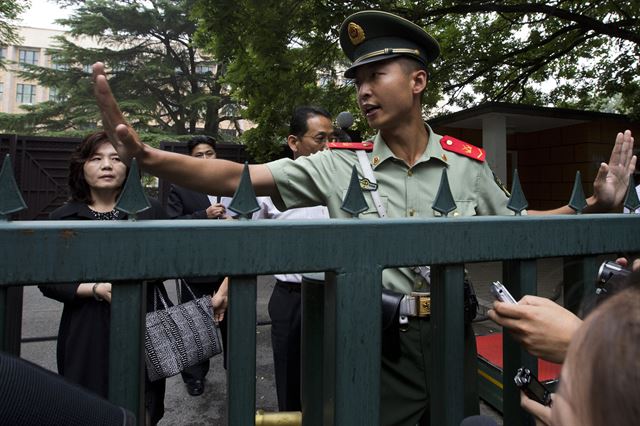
[440, 135, 485, 162]
[327, 141, 373, 151]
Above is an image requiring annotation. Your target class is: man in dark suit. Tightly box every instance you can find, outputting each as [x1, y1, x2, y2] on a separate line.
[166, 135, 229, 397]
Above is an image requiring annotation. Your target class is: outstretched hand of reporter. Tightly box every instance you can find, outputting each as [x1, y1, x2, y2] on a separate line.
[589, 130, 636, 212]
[92, 62, 145, 165]
[488, 295, 582, 363]
[520, 391, 552, 426]
[615, 256, 640, 272]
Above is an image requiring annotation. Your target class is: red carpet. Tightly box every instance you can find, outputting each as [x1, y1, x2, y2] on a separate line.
[476, 333, 561, 381]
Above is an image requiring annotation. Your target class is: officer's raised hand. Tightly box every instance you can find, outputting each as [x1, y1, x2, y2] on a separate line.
[590, 130, 636, 211]
[92, 62, 144, 165]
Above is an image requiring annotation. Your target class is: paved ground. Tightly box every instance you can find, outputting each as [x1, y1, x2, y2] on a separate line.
[18, 259, 571, 425]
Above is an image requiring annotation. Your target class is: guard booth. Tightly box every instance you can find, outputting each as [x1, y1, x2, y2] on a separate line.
[1, 150, 640, 425]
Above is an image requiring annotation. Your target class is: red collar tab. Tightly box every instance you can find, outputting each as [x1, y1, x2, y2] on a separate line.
[327, 141, 374, 151]
[439, 135, 485, 162]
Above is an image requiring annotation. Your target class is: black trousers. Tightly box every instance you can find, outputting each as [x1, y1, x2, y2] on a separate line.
[268, 280, 302, 411]
[179, 280, 228, 383]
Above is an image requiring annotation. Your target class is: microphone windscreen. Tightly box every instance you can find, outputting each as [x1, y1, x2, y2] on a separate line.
[459, 415, 499, 426]
[336, 111, 354, 129]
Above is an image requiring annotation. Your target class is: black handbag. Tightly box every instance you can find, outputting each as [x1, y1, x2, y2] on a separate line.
[144, 282, 223, 382]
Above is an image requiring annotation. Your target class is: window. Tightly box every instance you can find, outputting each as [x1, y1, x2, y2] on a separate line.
[195, 64, 215, 74]
[49, 87, 63, 102]
[50, 55, 68, 70]
[16, 84, 36, 104]
[0, 82, 4, 101]
[19, 49, 39, 66]
[0, 47, 6, 60]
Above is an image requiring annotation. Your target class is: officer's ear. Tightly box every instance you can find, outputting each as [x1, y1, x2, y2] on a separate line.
[411, 69, 428, 96]
[287, 135, 299, 153]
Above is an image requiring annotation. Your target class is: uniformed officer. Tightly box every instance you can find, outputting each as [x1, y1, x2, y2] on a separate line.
[92, 10, 636, 425]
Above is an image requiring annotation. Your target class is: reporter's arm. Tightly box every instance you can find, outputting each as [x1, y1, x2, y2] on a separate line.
[520, 391, 552, 426]
[488, 295, 582, 363]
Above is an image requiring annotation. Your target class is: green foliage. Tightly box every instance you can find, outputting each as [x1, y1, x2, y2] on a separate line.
[193, 0, 358, 161]
[0, 0, 28, 69]
[6, 0, 242, 139]
[8, 1, 638, 162]
[415, 1, 639, 118]
[0, 125, 184, 150]
[193, 0, 640, 148]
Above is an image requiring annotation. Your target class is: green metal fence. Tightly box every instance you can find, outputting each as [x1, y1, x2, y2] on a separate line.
[2, 155, 640, 425]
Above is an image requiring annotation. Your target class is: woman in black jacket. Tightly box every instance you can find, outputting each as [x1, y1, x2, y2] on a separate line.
[39, 131, 169, 425]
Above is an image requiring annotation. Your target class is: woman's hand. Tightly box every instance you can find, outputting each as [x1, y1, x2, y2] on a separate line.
[93, 282, 112, 303]
[211, 278, 229, 323]
[80, 282, 112, 303]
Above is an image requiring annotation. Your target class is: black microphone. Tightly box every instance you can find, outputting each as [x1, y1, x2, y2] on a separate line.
[459, 415, 499, 426]
[335, 111, 361, 142]
[336, 111, 354, 130]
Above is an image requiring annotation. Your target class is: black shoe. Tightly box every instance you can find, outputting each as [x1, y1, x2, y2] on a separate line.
[186, 379, 204, 396]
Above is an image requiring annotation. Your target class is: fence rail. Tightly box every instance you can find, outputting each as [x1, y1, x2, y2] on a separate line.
[2, 214, 640, 425]
[3, 151, 640, 425]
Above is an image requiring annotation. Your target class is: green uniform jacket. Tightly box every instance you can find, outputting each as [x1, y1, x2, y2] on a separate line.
[267, 124, 514, 294]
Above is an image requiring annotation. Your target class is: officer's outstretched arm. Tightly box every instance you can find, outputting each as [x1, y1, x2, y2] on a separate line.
[92, 62, 278, 198]
[528, 130, 636, 215]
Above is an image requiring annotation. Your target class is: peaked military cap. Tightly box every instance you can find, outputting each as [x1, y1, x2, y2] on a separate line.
[339, 11, 440, 78]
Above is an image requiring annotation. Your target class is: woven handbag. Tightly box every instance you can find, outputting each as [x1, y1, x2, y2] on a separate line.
[144, 283, 222, 382]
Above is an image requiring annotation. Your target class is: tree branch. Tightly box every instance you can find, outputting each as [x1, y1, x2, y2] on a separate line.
[420, 2, 640, 45]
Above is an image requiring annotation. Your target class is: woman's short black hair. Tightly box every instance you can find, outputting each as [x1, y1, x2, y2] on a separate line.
[68, 131, 129, 204]
[289, 106, 332, 138]
[187, 135, 217, 155]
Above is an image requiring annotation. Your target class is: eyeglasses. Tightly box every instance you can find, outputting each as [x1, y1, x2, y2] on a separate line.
[301, 133, 330, 144]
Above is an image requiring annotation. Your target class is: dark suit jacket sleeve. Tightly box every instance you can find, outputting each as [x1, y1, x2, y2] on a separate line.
[39, 283, 81, 304]
[166, 185, 208, 219]
[145, 198, 169, 220]
[39, 204, 82, 303]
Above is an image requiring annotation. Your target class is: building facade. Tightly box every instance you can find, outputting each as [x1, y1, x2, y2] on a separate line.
[430, 102, 640, 210]
[0, 26, 98, 114]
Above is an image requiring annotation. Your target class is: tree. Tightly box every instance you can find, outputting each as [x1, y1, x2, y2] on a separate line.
[194, 0, 640, 145]
[0, 0, 28, 69]
[3, 0, 242, 139]
[193, 0, 357, 160]
[409, 0, 640, 118]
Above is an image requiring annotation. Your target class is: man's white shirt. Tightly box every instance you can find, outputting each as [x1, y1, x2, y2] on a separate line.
[252, 197, 329, 283]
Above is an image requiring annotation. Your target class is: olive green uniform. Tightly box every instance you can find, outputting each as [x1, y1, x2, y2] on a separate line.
[268, 124, 514, 295]
[267, 124, 514, 424]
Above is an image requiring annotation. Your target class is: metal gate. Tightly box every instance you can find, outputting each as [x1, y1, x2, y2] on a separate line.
[2, 156, 639, 425]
